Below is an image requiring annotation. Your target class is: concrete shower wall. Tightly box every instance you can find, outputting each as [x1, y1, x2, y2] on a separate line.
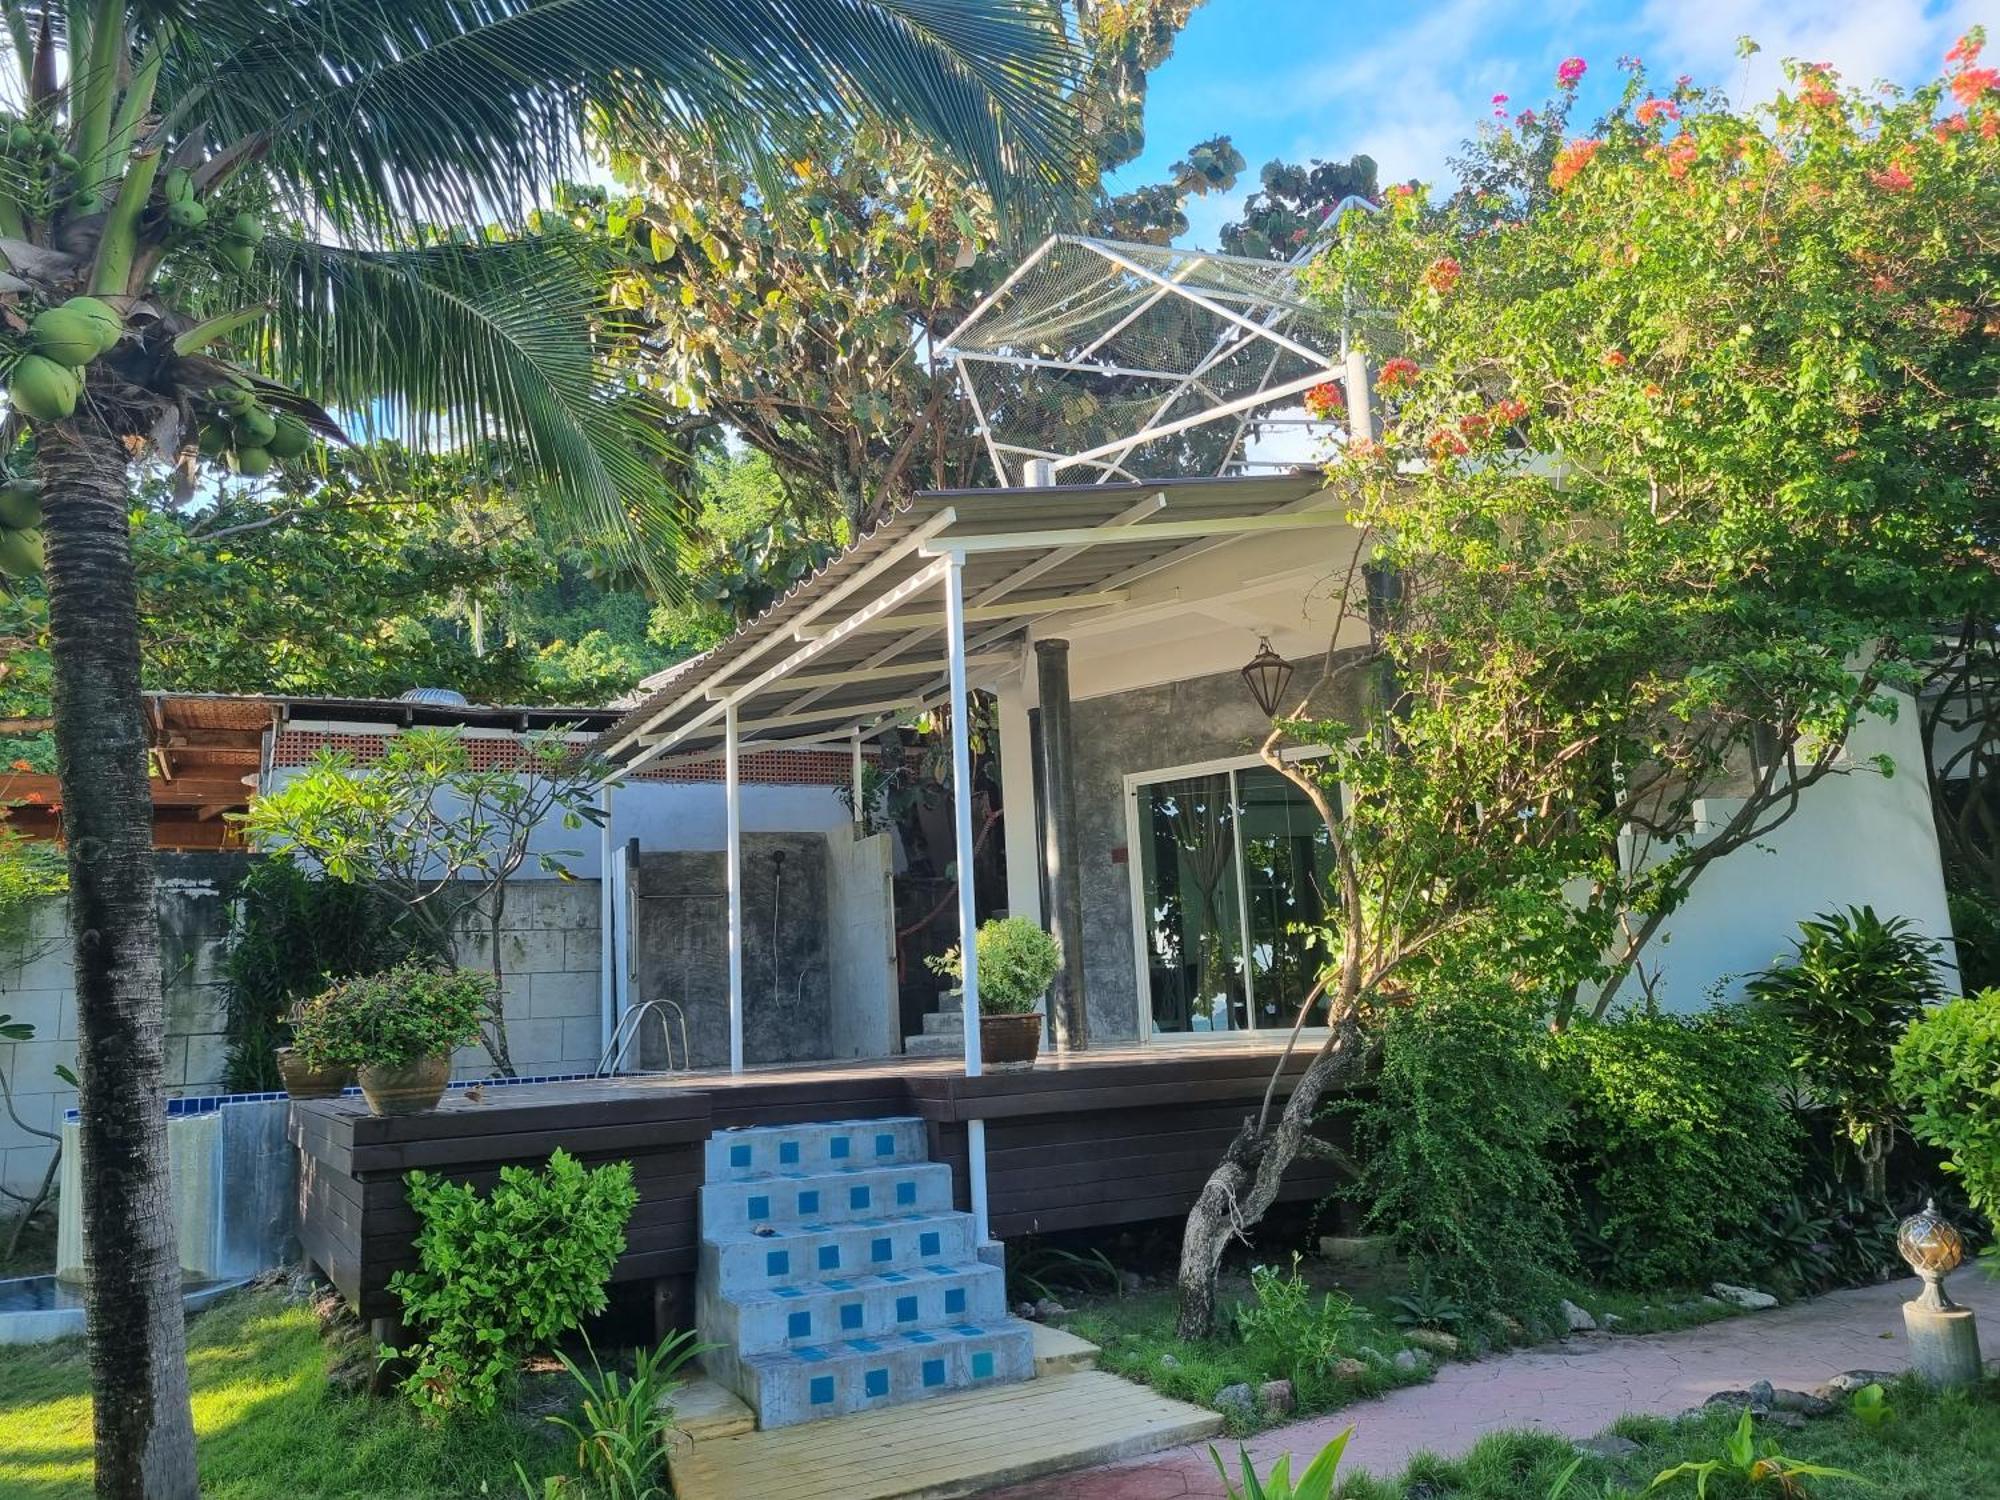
[826, 829, 898, 1059]
[632, 835, 832, 1069]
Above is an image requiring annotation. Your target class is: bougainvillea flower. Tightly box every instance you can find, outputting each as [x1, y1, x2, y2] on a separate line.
[1424, 256, 1463, 293]
[1557, 56, 1587, 87]
[1602, 349, 1628, 368]
[1950, 67, 1998, 105]
[1636, 98, 1680, 126]
[1946, 32, 1983, 66]
[1549, 138, 1603, 190]
[1490, 397, 1531, 424]
[1377, 357, 1421, 392]
[1303, 381, 1346, 419]
[1869, 165, 1914, 192]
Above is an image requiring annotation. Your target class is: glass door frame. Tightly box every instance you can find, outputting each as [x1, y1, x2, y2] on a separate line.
[1122, 747, 1335, 1046]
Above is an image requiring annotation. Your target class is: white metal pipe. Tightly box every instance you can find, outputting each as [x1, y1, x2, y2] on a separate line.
[850, 729, 865, 827]
[725, 702, 744, 1075]
[597, 781, 616, 1060]
[944, 553, 990, 1243]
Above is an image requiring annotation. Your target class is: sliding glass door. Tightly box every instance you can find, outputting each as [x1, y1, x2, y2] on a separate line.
[1132, 760, 1335, 1038]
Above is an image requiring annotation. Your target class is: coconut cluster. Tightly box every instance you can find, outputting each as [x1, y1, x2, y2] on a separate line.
[197, 377, 312, 476]
[6, 295, 122, 421]
[159, 167, 264, 272]
[0, 475, 41, 580]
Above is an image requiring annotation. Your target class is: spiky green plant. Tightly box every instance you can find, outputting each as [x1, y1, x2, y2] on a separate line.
[0, 7, 1078, 1495]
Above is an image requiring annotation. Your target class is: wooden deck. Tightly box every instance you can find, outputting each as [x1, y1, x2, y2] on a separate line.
[291, 1039, 1347, 1321]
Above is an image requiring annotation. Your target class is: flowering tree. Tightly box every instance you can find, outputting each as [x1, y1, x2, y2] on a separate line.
[1175, 36, 2000, 1336]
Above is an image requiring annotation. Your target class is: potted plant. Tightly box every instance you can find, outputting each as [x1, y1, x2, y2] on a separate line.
[290, 963, 491, 1116]
[928, 917, 1062, 1069]
[273, 1013, 352, 1100]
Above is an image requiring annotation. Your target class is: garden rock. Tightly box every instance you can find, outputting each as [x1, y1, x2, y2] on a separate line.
[1032, 1297, 1070, 1320]
[1121, 1271, 1145, 1295]
[1820, 1369, 1898, 1397]
[1014, 1301, 1037, 1319]
[1406, 1328, 1459, 1357]
[1392, 1347, 1431, 1374]
[1765, 1385, 1835, 1416]
[1332, 1357, 1369, 1380]
[1486, 1311, 1525, 1341]
[1214, 1382, 1255, 1419]
[1710, 1282, 1777, 1310]
[1561, 1299, 1598, 1332]
[1573, 1435, 1643, 1463]
[1600, 1312, 1624, 1331]
[1159, 1353, 1180, 1369]
[1259, 1379, 1297, 1415]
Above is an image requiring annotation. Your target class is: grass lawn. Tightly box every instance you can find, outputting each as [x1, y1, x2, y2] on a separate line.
[0, 1289, 567, 1499]
[1258, 1374, 2000, 1499]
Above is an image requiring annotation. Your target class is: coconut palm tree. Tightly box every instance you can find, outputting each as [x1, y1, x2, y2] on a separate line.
[0, 5, 1077, 1494]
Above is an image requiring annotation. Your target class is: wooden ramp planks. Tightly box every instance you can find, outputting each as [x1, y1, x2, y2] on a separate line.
[668, 1369, 1220, 1500]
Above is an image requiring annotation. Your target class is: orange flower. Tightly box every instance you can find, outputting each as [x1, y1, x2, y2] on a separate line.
[1602, 349, 1628, 369]
[1950, 67, 1998, 105]
[1665, 136, 1699, 179]
[1302, 381, 1346, 419]
[1549, 138, 1603, 191]
[1643, 383, 1663, 400]
[1636, 98, 1680, 126]
[1946, 31, 1984, 66]
[1424, 256, 1463, 293]
[7, 759, 29, 773]
[1427, 428, 1469, 457]
[1869, 165, 1914, 192]
[1377, 357, 1421, 393]
[1490, 397, 1531, 424]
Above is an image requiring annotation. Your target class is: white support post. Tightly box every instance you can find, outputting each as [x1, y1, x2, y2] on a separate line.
[943, 552, 991, 1244]
[996, 677, 1042, 927]
[597, 781, 617, 1059]
[850, 729, 866, 828]
[725, 702, 745, 1075]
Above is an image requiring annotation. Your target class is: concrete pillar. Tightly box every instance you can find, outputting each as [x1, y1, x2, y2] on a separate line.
[1035, 639, 1088, 1051]
[1904, 1300, 1983, 1388]
[996, 676, 1043, 927]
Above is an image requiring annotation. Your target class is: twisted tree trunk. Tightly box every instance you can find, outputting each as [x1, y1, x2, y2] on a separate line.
[40, 420, 198, 1500]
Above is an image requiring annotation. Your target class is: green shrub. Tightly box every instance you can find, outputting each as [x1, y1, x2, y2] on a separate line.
[1746, 906, 1943, 1195]
[290, 962, 490, 1070]
[1236, 1255, 1367, 1405]
[221, 856, 414, 1091]
[1554, 1010, 1800, 1290]
[1945, 889, 2000, 993]
[1892, 990, 2000, 1230]
[927, 916, 1061, 1015]
[389, 1149, 639, 1415]
[1354, 988, 1572, 1321]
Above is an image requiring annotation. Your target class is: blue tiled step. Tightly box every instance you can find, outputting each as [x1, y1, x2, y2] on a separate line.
[706, 1260, 1006, 1354]
[700, 1161, 955, 1234]
[703, 1209, 979, 1296]
[718, 1318, 1036, 1426]
[704, 1117, 928, 1183]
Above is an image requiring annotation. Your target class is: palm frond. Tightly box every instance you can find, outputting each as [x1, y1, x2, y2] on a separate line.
[155, 0, 1082, 237]
[249, 232, 694, 594]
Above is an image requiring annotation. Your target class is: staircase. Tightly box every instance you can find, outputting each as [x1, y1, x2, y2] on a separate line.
[696, 1117, 1035, 1428]
[901, 1005, 964, 1058]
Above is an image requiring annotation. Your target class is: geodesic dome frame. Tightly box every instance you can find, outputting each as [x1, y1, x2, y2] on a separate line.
[938, 231, 1352, 487]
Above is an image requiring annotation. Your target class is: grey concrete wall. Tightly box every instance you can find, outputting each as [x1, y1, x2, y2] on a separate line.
[632, 834, 831, 1070]
[2, 863, 605, 1196]
[1061, 655, 1358, 1043]
[826, 829, 898, 1059]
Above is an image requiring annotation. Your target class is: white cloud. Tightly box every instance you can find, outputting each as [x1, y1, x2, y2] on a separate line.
[1635, 0, 1983, 100]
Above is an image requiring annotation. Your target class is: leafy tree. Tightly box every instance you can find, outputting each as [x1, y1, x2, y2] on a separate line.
[243, 728, 608, 1077]
[1175, 39, 1999, 1335]
[1218, 154, 1380, 260]
[0, 6, 1080, 1492]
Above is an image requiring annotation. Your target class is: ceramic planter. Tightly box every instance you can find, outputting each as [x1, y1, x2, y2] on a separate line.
[355, 1053, 452, 1116]
[979, 1012, 1043, 1070]
[274, 1047, 351, 1100]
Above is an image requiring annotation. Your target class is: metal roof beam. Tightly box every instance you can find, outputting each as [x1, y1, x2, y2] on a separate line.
[793, 590, 1129, 639]
[701, 656, 1008, 700]
[925, 510, 1343, 557]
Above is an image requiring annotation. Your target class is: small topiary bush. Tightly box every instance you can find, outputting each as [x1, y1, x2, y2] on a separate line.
[290, 962, 490, 1071]
[927, 915, 1061, 1015]
[1554, 1010, 1800, 1290]
[388, 1149, 639, 1416]
[1353, 986, 1572, 1322]
[1892, 990, 2000, 1235]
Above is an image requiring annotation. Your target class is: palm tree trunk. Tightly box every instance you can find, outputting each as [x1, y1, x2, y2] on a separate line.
[39, 420, 198, 1500]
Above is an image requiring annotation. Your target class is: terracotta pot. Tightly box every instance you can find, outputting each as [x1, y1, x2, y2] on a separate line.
[979, 1012, 1044, 1070]
[275, 1047, 351, 1100]
[356, 1053, 452, 1117]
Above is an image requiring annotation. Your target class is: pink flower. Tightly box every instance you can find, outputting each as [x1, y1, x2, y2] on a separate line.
[1517, 107, 1537, 126]
[1557, 56, 1587, 88]
[1946, 32, 1983, 66]
[1423, 256, 1462, 293]
[1636, 98, 1680, 126]
[1869, 165, 1914, 192]
[1950, 67, 1998, 105]
[1490, 397, 1530, 425]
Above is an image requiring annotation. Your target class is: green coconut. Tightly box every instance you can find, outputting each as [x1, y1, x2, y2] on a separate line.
[266, 412, 312, 460]
[166, 198, 207, 231]
[227, 211, 264, 246]
[5, 124, 30, 152]
[8, 355, 79, 421]
[233, 446, 273, 477]
[0, 479, 41, 530]
[232, 405, 277, 447]
[0, 526, 43, 579]
[162, 167, 193, 204]
[30, 306, 103, 367]
[216, 241, 256, 275]
[61, 296, 122, 353]
[196, 421, 231, 458]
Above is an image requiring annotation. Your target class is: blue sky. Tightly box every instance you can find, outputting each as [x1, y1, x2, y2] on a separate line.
[1113, 0, 1988, 248]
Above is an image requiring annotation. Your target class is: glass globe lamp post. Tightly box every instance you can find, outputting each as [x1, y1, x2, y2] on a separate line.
[1897, 1199, 1982, 1387]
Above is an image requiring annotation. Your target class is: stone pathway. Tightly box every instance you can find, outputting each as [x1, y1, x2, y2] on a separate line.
[982, 1273, 2000, 1498]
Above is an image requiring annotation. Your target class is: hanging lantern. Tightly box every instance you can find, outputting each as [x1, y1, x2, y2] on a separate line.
[1241, 637, 1293, 719]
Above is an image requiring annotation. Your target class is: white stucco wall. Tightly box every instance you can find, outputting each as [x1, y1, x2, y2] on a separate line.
[1630, 700, 1956, 1010]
